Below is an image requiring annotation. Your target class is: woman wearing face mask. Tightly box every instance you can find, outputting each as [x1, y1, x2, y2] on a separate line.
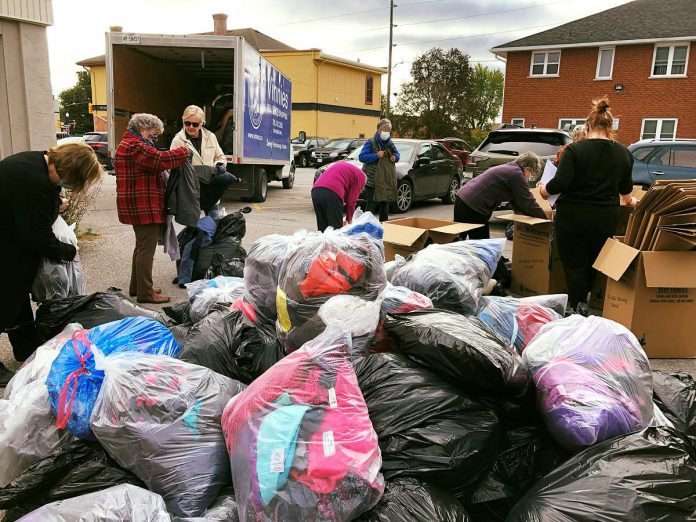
[115, 113, 189, 304]
[359, 118, 400, 221]
[0, 142, 102, 384]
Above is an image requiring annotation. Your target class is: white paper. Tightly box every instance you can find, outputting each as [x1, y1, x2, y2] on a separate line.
[328, 388, 338, 409]
[270, 448, 285, 473]
[540, 160, 559, 207]
[322, 431, 336, 457]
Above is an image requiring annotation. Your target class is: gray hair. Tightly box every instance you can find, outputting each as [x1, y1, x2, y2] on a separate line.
[377, 118, 392, 131]
[127, 113, 164, 134]
[182, 105, 205, 123]
[571, 124, 587, 141]
[514, 151, 543, 177]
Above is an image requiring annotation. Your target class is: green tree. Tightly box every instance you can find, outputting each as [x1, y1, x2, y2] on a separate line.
[394, 48, 472, 138]
[462, 64, 504, 130]
[59, 71, 93, 135]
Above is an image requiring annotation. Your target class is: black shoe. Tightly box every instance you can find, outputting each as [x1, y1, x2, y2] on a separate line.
[576, 302, 590, 317]
[172, 276, 179, 285]
[0, 363, 14, 388]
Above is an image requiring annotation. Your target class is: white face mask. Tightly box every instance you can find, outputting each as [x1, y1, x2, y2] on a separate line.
[380, 131, 390, 140]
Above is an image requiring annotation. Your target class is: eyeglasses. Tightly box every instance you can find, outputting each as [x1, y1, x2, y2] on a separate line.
[184, 121, 201, 128]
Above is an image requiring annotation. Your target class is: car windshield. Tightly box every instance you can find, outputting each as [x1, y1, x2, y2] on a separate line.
[324, 139, 352, 149]
[479, 132, 568, 156]
[83, 134, 102, 142]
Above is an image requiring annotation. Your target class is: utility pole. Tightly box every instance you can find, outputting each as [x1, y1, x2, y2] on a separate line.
[386, 0, 395, 118]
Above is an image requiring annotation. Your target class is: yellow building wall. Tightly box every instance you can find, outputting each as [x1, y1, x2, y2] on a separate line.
[262, 52, 317, 104]
[317, 62, 378, 111]
[317, 113, 376, 139]
[88, 64, 108, 132]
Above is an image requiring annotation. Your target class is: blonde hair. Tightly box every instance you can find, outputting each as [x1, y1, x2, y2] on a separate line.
[182, 105, 205, 123]
[571, 124, 587, 141]
[586, 96, 614, 137]
[47, 142, 103, 193]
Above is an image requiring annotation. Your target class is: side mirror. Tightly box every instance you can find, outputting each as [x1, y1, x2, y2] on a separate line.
[416, 157, 431, 167]
[307, 143, 315, 149]
[299, 130, 307, 143]
[347, 146, 355, 153]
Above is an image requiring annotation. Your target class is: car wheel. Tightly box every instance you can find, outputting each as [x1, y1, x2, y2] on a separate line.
[253, 169, 268, 202]
[299, 155, 308, 168]
[394, 180, 413, 213]
[282, 168, 295, 189]
[441, 177, 460, 204]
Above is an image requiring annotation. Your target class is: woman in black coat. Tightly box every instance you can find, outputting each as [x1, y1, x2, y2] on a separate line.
[0, 142, 102, 384]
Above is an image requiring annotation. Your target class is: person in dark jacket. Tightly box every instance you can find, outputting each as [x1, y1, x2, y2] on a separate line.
[454, 152, 547, 239]
[0, 142, 102, 384]
[115, 113, 189, 304]
[538, 96, 636, 316]
[359, 118, 400, 221]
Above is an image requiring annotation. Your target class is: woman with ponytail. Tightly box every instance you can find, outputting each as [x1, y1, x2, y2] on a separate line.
[538, 97, 636, 316]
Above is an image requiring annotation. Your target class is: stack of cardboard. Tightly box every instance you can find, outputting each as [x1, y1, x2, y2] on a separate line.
[594, 180, 696, 357]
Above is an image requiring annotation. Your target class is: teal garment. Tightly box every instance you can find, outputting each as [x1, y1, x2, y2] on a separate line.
[256, 394, 309, 506]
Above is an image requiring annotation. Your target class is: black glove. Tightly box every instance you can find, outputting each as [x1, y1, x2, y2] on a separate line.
[216, 163, 227, 175]
[230, 174, 240, 183]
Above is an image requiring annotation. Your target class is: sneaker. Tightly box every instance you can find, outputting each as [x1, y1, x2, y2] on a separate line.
[576, 302, 590, 317]
[0, 363, 14, 388]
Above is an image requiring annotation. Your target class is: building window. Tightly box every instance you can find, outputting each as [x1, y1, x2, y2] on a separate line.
[641, 118, 678, 140]
[596, 47, 615, 79]
[365, 75, 374, 105]
[651, 44, 689, 77]
[511, 118, 525, 127]
[559, 118, 585, 130]
[530, 50, 561, 77]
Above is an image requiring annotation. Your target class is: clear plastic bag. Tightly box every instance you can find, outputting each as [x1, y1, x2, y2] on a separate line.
[187, 276, 245, 322]
[383, 254, 405, 282]
[390, 239, 504, 314]
[341, 210, 383, 241]
[172, 487, 238, 522]
[31, 216, 86, 303]
[476, 295, 566, 353]
[221, 328, 384, 521]
[522, 315, 654, 450]
[90, 353, 245, 517]
[318, 295, 381, 338]
[45, 317, 181, 440]
[380, 283, 433, 316]
[276, 228, 386, 352]
[15, 484, 171, 522]
[0, 324, 81, 488]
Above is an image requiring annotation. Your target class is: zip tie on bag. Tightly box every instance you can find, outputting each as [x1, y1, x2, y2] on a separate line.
[55, 330, 93, 430]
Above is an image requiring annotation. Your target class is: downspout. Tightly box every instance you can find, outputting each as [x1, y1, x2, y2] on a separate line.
[495, 53, 507, 126]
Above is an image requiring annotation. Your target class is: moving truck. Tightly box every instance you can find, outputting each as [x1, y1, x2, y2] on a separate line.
[106, 32, 294, 202]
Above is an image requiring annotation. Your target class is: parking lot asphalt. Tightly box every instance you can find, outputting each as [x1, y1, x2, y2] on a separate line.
[1, 167, 692, 378]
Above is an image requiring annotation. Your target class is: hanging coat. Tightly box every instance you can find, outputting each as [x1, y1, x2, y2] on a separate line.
[374, 156, 397, 203]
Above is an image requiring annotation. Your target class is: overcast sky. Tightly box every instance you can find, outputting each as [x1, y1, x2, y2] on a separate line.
[48, 0, 632, 101]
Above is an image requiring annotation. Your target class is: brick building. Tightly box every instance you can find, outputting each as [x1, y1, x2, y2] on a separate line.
[491, 0, 696, 144]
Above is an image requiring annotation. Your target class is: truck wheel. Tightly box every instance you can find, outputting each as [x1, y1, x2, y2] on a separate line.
[253, 169, 268, 202]
[282, 168, 295, 189]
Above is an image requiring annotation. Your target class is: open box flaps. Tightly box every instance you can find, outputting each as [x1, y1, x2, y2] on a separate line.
[498, 213, 551, 226]
[381, 224, 429, 248]
[593, 238, 640, 281]
[642, 251, 696, 287]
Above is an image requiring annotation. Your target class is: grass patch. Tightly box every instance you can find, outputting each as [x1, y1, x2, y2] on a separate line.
[77, 227, 100, 240]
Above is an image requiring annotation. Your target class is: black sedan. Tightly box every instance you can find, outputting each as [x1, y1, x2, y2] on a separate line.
[314, 139, 463, 213]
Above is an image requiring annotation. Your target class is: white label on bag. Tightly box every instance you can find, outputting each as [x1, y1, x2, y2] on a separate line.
[270, 448, 285, 473]
[323, 431, 336, 457]
[367, 457, 381, 483]
[328, 387, 338, 408]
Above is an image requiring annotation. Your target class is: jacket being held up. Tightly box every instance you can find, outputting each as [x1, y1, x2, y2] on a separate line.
[170, 127, 226, 167]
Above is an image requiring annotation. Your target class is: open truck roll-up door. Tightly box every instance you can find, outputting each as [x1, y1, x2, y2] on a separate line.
[106, 32, 292, 203]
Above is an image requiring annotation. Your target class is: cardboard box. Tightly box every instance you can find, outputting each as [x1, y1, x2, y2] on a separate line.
[500, 214, 567, 297]
[594, 237, 696, 358]
[381, 217, 482, 261]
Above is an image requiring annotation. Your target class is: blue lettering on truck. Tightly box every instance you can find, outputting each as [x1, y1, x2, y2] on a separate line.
[243, 48, 291, 160]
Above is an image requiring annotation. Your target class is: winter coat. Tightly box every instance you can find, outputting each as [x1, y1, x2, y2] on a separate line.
[115, 132, 189, 225]
[358, 134, 400, 188]
[170, 128, 226, 167]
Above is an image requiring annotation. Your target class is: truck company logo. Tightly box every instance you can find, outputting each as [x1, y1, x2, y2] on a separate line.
[247, 60, 289, 131]
[248, 60, 264, 131]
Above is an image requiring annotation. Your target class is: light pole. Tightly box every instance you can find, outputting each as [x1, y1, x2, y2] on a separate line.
[386, 0, 395, 118]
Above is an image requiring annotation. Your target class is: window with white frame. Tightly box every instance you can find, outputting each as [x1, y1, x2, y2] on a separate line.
[596, 47, 615, 79]
[511, 118, 525, 127]
[652, 44, 689, 77]
[530, 51, 561, 76]
[641, 118, 677, 140]
[559, 118, 585, 130]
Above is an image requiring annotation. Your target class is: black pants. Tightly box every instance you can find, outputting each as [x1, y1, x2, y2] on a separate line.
[312, 187, 343, 232]
[365, 185, 389, 222]
[555, 203, 619, 308]
[454, 197, 491, 239]
[5, 298, 39, 362]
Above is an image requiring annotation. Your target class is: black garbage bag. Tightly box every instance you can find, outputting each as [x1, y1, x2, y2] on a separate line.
[180, 308, 284, 384]
[357, 478, 471, 522]
[163, 301, 193, 325]
[0, 439, 144, 514]
[465, 425, 567, 521]
[384, 309, 530, 399]
[507, 427, 696, 521]
[215, 207, 250, 240]
[204, 252, 246, 279]
[194, 237, 246, 281]
[354, 353, 500, 499]
[168, 323, 192, 346]
[35, 288, 167, 343]
[653, 370, 696, 443]
[172, 487, 239, 522]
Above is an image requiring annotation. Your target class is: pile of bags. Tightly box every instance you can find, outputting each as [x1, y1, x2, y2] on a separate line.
[6, 217, 696, 522]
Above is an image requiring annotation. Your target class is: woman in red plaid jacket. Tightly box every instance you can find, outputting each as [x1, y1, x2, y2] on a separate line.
[115, 113, 189, 304]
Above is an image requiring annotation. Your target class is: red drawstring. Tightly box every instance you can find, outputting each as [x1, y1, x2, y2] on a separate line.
[55, 330, 93, 430]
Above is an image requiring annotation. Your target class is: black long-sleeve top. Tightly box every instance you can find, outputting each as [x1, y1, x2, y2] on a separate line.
[546, 139, 634, 206]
